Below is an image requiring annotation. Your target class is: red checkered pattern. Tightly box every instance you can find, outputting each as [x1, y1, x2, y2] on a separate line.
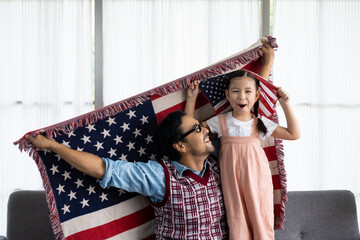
[151, 158, 228, 239]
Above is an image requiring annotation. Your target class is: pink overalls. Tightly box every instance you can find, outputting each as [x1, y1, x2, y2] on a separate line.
[218, 114, 274, 240]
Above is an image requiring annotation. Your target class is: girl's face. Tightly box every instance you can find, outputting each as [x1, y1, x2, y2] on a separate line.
[225, 77, 260, 120]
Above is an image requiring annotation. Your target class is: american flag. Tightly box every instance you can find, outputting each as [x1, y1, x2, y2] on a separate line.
[15, 36, 286, 240]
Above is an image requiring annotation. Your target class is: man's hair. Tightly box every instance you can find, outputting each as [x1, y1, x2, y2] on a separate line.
[156, 110, 186, 162]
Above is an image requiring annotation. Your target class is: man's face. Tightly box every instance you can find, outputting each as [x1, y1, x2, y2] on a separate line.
[179, 115, 214, 157]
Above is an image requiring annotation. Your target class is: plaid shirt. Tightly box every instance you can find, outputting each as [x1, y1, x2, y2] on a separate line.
[151, 158, 229, 239]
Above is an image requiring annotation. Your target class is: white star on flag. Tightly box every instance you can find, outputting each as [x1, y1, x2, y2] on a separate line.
[118, 189, 125, 196]
[86, 124, 96, 132]
[137, 147, 146, 156]
[80, 198, 89, 208]
[81, 135, 91, 144]
[119, 154, 128, 161]
[68, 191, 77, 200]
[106, 117, 117, 126]
[113, 135, 123, 145]
[99, 192, 108, 202]
[120, 122, 130, 132]
[62, 140, 71, 148]
[145, 135, 153, 144]
[75, 179, 84, 188]
[61, 204, 71, 214]
[56, 184, 65, 195]
[149, 153, 156, 161]
[101, 129, 111, 138]
[62, 171, 72, 181]
[42, 149, 51, 155]
[126, 110, 136, 119]
[140, 115, 149, 125]
[94, 141, 104, 151]
[126, 142, 135, 151]
[77, 147, 84, 152]
[108, 148, 117, 158]
[54, 154, 61, 161]
[133, 128, 142, 138]
[50, 165, 60, 175]
[86, 185, 96, 195]
[67, 131, 76, 138]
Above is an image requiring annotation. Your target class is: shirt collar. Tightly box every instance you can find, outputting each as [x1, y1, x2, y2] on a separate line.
[171, 159, 209, 177]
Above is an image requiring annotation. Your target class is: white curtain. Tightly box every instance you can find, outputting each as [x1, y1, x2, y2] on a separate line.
[0, 0, 93, 235]
[102, 0, 261, 105]
[273, 0, 360, 223]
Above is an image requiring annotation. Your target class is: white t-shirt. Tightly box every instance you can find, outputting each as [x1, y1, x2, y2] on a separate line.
[206, 111, 278, 139]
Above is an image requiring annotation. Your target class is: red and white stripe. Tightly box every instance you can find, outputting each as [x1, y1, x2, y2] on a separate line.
[151, 89, 215, 124]
[62, 195, 156, 240]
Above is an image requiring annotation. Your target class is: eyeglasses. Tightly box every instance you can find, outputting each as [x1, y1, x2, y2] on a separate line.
[179, 123, 203, 140]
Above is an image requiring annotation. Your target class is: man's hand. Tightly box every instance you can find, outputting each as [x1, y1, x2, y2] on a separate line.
[25, 134, 55, 151]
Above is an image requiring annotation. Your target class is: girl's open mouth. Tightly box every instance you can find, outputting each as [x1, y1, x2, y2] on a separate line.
[239, 104, 246, 108]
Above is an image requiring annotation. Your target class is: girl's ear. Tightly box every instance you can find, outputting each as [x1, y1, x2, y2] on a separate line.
[255, 90, 260, 101]
[225, 89, 230, 101]
[173, 141, 186, 153]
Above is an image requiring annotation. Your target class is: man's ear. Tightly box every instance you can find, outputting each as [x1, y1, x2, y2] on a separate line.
[173, 141, 186, 153]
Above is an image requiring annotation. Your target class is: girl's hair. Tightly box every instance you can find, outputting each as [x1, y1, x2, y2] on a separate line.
[225, 70, 268, 136]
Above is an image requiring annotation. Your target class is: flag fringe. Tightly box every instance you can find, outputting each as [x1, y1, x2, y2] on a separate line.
[31, 151, 66, 239]
[271, 111, 287, 230]
[13, 36, 284, 235]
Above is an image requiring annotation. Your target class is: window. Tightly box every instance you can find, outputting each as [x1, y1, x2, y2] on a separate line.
[0, 0, 93, 234]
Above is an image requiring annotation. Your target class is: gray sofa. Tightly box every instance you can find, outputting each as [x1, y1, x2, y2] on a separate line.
[1, 190, 359, 240]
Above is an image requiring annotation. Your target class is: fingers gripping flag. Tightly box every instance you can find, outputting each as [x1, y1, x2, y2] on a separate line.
[15, 36, 286, 240]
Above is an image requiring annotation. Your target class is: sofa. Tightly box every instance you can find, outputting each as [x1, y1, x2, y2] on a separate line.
[1, 190, 359, 240]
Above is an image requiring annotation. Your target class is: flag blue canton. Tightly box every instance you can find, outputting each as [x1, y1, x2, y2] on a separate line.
[199, 74, 230, 110]
[38, 100, 158, 222]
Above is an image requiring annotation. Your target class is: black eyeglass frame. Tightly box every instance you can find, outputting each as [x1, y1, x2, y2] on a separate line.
[179, 123, 203, 140]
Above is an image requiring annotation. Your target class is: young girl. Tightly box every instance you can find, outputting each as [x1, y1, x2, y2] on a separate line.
[185, 42, 300, 240]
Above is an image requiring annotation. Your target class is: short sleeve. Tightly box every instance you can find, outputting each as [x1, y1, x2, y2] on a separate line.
[206, 115, 222, 137]
[261, 116, 279, 137]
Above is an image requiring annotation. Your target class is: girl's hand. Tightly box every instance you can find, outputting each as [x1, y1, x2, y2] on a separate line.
[260, 39, 274, 67]
[187, 80, 200, 100]
[278, 87, 290, 105]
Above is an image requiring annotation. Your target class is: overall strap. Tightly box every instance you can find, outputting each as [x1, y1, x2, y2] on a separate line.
[218, 114, 229, 137]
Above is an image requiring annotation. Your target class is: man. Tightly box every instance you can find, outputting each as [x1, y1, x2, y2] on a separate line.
[26, 110, 229, 239]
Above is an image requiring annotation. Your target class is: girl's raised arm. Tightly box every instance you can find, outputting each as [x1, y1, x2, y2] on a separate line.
[271, 88, 301, 140]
